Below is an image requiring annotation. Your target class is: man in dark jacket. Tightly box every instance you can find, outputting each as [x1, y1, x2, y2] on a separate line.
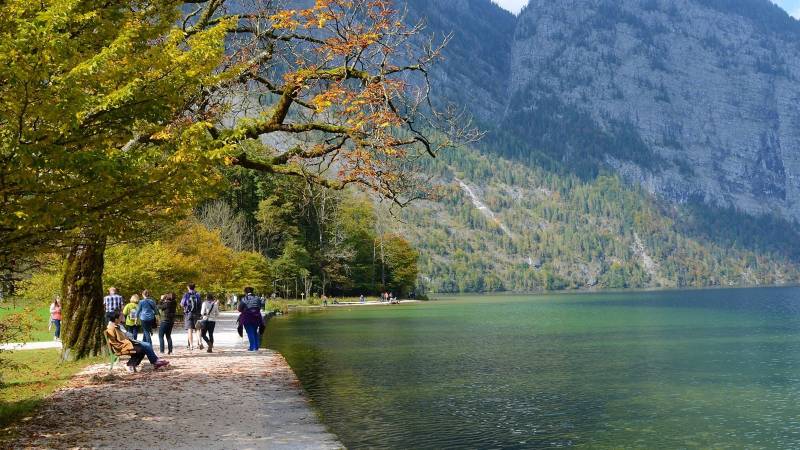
[238, 287, 263, 351]
[180, 283, 202, 350]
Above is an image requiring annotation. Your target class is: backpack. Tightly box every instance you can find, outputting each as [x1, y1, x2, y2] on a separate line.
[127, 305, 137, 322]
[185, 292, 201, 316]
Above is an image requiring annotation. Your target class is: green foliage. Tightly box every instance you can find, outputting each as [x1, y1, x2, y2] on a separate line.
[382, 235, 419, 297]
[400, 145, 800, 293]
[17, 222, 272, 301]
[207, 169, 419, 297]
[0, 0, 232, 272]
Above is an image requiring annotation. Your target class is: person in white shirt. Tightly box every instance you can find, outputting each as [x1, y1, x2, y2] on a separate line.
[200, 293, 219, 353]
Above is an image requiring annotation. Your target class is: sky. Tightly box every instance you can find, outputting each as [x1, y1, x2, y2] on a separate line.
[491, 0, 800, 18]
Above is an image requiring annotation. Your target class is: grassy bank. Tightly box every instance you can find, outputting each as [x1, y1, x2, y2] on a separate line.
[0, 349, 102, 442]
[0, 303, 51, 342]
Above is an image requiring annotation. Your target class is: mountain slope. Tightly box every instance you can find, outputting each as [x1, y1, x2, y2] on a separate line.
[394, 0, 800, 292]
[412, 0, 800, 222]
[401, 146, 800, 293]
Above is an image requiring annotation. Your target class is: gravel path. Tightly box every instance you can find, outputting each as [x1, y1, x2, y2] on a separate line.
[12, 313, 343, 449]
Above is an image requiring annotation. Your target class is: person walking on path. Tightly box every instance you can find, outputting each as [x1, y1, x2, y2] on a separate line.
[238, 287, 264, 351]
[122, 294, 140, 340]
[158, 293, 177, 354]
[200, 293, 219, 353]
[181, 283, 203, 350]
[49, 297, 62, 340]
[103, 287, 124, 318]
[105, 312, 169, 373]
[135, 290, 159, 344]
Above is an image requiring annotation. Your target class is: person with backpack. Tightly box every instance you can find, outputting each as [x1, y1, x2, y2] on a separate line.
[181, 283, 202, 350]
[122, 294, 140, 340]
[200, 293, 219, 353]
[158, 292, 177, 354]
[135, 290, 159, 344]
[238, 287, 264, 351]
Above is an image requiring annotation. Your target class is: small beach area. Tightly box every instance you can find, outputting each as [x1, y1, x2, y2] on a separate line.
[10, 312, 342, 449]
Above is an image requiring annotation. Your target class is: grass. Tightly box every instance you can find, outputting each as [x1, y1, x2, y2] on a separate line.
[0, 349, 102, 442]
[266, 296, 375, 313]
[267, 297, 322, 313]
[0, 302, 51, 342]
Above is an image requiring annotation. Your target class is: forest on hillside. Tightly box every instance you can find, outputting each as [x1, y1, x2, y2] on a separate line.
[400, 144, 800, 294]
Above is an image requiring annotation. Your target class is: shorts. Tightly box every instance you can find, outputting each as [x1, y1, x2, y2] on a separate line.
[184, 315, 197, 330]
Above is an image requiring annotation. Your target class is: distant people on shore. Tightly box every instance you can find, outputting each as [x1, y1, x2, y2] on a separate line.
[238, 287, 263, 351]
[360, 294, 365, 304]
[49, 296, 61, 340]
[158, 293, 177, 354]
[322, 294, 328, 307]
[123, 294, 140, 340]
[103, 287, 124, 317]
[181, 283, 202, 350]
[200, 293, 219, 353]
[105, 312, 169, 373]
[135, 290, 159, 344]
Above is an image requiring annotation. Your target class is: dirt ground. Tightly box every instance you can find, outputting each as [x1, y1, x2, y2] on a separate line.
[12, 314, 342, 449]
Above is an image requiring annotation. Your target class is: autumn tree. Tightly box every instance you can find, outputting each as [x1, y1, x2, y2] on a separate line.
[2, 0, 474, 358]
[1, 0, 234, 358]
[382, 233, 419, 297]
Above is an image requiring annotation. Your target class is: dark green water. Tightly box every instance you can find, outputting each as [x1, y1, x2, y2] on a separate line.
[265, 288, 800, 449]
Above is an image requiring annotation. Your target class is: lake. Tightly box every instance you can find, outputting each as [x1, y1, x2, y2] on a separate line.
[265, 288, 800, 449]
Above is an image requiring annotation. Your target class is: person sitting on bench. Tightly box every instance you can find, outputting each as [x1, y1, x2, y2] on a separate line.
[105, 312, 169, 373]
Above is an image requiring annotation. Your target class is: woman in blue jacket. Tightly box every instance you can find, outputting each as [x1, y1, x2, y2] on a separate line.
[135, 289, 160, 344]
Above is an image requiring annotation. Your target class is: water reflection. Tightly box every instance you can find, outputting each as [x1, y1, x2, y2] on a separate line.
[267, 287, 800, 449]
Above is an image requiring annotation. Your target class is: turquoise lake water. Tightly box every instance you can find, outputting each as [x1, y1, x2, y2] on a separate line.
[265, 288, 800, 449]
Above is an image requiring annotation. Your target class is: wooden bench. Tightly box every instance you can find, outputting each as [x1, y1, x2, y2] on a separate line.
[103, 332, 129, 372]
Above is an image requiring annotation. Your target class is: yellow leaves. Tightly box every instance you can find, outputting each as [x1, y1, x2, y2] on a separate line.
[270, 10, 300, 29]
[310, 84, 346, 112]
[150, 128, 173, 141]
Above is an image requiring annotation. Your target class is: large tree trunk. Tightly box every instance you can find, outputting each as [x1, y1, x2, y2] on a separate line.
[61, 233, 107, 361]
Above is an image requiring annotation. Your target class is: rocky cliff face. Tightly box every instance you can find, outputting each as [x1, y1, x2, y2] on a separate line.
[414, 0, 800, 221]
[405, 0, 516, 122]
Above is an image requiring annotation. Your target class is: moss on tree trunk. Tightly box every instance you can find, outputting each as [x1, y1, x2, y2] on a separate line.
[60, 234, 107, 361]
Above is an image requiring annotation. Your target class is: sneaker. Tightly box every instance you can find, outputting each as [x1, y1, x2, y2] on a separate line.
[126, 366, 136, 373]
[154, 360, 170, 369]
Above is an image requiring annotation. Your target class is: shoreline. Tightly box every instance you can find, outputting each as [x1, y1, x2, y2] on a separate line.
[428, 282, 800, 299]
[11, 313, 343, 449]
[289, 299, 423, 309]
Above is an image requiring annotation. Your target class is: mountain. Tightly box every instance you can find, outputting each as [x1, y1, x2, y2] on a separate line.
[412, 0, 800, 221]
[394, 0, 800, 292]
